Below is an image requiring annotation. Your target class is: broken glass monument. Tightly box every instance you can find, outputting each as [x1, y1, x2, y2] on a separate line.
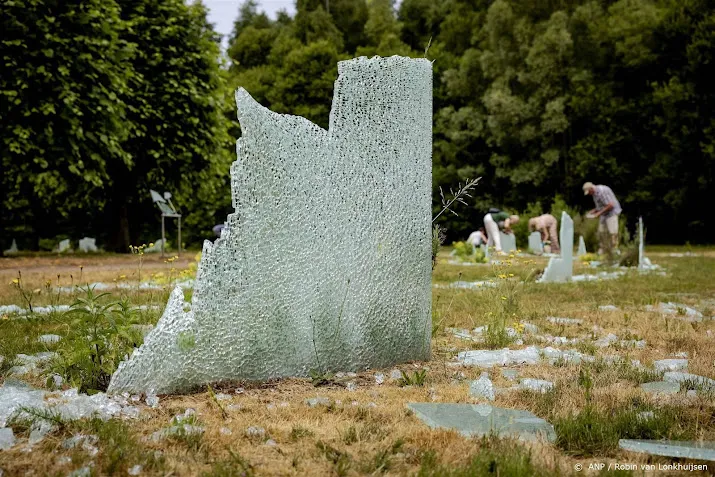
[109, 56, 433, 394]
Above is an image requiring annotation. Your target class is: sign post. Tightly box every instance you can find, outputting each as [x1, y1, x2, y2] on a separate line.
[150, 190, 181, 257]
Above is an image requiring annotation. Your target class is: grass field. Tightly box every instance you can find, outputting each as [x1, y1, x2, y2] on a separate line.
[0, 247, 714, 476]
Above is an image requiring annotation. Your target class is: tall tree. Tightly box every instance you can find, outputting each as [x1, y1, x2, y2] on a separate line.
[229, 0, 272, 45]
[357, 0, 412, 56]
[106, 0, 232, 250]
[0, 0, 134, 248]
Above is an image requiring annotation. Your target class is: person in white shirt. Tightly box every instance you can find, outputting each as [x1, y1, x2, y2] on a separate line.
[466, 227, 488, 248]
[483, 210, 519, 254]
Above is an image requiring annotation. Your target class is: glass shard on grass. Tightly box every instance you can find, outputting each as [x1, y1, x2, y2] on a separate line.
[109, 56, 433, 394]
[408, 403, 556, 442]
[619, 439, 715, 461]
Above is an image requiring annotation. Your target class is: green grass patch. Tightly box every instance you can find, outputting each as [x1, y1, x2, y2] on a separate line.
[417, 436, 559, 476]
[203, 450, 254, 477]
[554, 404, 691, 456]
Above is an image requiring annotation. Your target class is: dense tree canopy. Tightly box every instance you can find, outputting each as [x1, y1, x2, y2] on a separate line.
[1, 0, 713, 251]
[1, 0, 232, 251]
[225, 0, 714, 243]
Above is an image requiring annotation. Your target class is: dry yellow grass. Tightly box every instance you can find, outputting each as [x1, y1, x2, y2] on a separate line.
[1, 248, 714, 476]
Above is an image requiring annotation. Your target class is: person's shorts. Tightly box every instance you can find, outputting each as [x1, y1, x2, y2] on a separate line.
[598, 215, 619, 234]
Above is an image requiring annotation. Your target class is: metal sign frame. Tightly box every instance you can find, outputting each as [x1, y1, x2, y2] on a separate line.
[150, 190, 182, 257]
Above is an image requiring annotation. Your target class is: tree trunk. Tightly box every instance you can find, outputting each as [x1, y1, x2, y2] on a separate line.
[107, 200, 131, 253]
[116, 204, 131, 253]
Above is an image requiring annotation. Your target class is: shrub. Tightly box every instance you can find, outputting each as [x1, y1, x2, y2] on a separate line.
[451, 241, 473, 259]
[51, 286, 142, 393]
[451, 241, 488, 264]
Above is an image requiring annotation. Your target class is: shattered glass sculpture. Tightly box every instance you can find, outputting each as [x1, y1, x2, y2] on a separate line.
[109, 56, 433, 394]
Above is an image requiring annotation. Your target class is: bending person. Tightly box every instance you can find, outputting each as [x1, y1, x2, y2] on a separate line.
[583, 182, 622, 254]
[483, 210, 519, 254]
[466, 227, 488, 248]
[528, 214, 560, 253]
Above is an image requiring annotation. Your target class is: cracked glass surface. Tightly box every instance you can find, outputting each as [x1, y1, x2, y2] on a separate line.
[108, 56, 433, 394]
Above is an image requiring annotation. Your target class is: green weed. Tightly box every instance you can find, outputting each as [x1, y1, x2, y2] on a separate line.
[582, 359, 663, 386]
[450, 241, 487, 264]
[77, 418, 161, 475]
[51, 285, 142, 393]
[203, 450, 254, 477]
[417, 436, 554, 476]
[167, 413, 205, 452]
[8, 405, 68, 435]
[398, 369, 428, 387]
[341, 422, 387, 445]
[554, 404, 689, 456]
[316, 441, 352, 477]
[360, 439, 404, 474]
[9, 271, 38, 313]
[290, 425, 314, 441]
[575, 341, 597, 356]
[309, 369, 338, 387]
[432, 225, 445, 269]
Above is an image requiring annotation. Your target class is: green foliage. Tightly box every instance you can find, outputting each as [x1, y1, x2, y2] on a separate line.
[81, 418, 164, 475]
[482, 259, 534, 349]
[4, 0, 715, 247]
[554, 404, 690, 457]
[483, 321, 514, 349]
[451, 239, 488, 265]
[417, 436, 553, 476]
[451, 241, 472, 259]
[111, 0, 234, 250]
[618, 232, 640, 267]
[1, 0, 232, 250]
[360, 439, 404, 474]
[425, 0, 715, 244]
[316, 440, 352, 476]
[398, 369, 428, 387]
[51, 286, 142, 393]
[204, 450, 255, 477]
[290, 425, 314, 440]
[9, 406, 68, 434]
[1, 0, 134, 245]
[166, 412, 205, 451]
[579, 253, 599, 263]
[581, 358, 664, 386]
[511, 201, 543, 248]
